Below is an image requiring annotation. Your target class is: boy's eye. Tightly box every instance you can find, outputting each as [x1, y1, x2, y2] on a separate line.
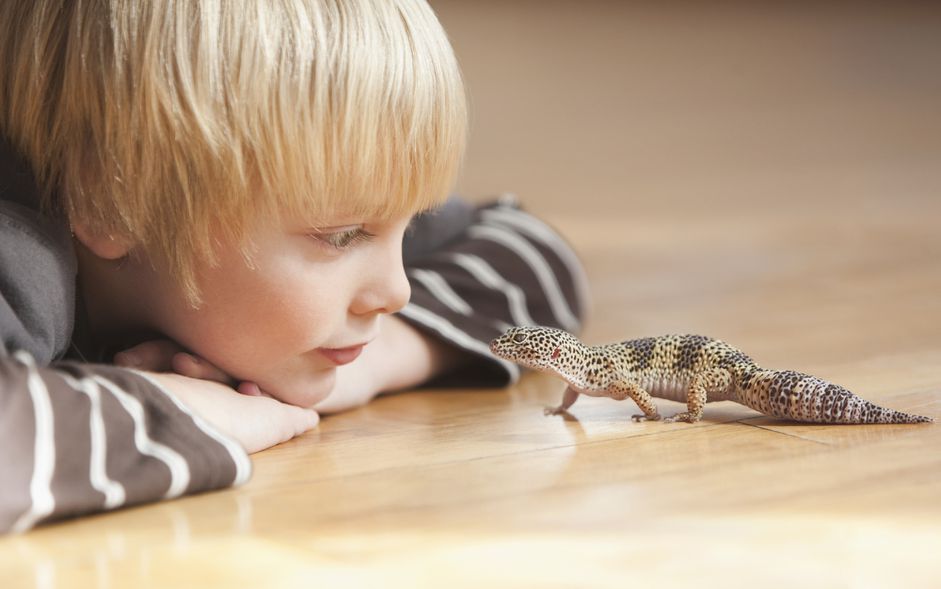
[308, 227, 376, 250]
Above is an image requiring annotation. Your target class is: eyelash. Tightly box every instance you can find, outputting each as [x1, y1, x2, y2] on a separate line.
[309, 228, 376, 250]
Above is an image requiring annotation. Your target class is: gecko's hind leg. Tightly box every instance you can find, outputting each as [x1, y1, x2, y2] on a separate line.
[545, 385, 580, 416]
[665, 368, 731, 423]
[664, 384, 705, 423]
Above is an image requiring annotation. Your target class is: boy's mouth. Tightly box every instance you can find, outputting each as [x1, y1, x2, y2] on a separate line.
[317, 344, 365, 366]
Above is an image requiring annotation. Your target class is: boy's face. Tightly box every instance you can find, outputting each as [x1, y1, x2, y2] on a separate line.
[144, 212, 414, 407]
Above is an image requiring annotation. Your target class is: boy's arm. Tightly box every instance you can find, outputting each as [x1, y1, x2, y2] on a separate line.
[393, 197, 590, 386]
[0, 348, 314, 534]
[321, 197, 590, 411]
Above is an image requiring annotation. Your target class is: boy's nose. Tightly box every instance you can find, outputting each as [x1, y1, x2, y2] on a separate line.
[351, 247, 411, 316]
[378, 261, 412, 314]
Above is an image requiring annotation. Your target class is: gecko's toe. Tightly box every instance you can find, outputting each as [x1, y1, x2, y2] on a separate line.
[665, 412, 701, 423]
[631, 413, 662, 423]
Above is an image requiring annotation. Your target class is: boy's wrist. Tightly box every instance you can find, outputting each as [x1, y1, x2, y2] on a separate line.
[374, 315, 465, 393]
[314, 316, 468, 414]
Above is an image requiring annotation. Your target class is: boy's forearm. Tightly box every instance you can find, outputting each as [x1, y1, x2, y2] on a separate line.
[0, 354, 252, 534]
[373, 315, 466, 393]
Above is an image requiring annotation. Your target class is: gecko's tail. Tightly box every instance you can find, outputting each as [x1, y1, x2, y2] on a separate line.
[741, 369, 933, 424]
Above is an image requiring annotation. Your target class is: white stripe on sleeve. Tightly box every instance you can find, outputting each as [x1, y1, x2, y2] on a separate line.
[60, 373, 126, 509]
[399, 303, 521, 381]
[448, 253, 535, 328]
[135, 371, 252, 487]
[480, 206, 590, 315]
[408, 268, 473, 316]
[467, 224, 580, 332]
[10, 351, 57, 534]
[93, 376, 192, 499]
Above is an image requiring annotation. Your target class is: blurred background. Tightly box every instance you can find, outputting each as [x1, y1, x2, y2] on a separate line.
[432, 0, 941, 356]
[435, 0, 940, 215]
[431, 1, 941, 367]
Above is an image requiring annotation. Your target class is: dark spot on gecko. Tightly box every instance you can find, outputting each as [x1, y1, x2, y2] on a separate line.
[622, 337, 657, 370]
[675, 336, 709, 370]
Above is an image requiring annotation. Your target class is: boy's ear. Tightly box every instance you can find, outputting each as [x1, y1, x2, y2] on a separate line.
[70, 220, 133, 260]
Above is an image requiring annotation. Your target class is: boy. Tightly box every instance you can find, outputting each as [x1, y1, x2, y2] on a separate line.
[0, 0, 587, 533]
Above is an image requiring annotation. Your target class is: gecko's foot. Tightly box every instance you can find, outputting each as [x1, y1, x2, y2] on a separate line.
[544, 406, 567, 416]
[664, 412, 702, 424]
[631, 413, 662, 423]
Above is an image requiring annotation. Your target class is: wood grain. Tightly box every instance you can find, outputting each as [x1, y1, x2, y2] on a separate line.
[2, 2, 940, 587]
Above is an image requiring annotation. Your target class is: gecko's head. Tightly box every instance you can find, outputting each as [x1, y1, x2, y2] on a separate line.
[489, 326, 584, 373]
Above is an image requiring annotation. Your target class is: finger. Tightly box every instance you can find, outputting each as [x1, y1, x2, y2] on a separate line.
[171, 352, 233, 385]
[274, 402, 319, 438]
[237, 381, 274, 398]
[114, 340, 184, 372]
[293, 408, 320, 432]
[242, 401, 319, 453]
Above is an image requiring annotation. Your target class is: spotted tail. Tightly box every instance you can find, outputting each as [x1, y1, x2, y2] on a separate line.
[736, 369, 932, 424]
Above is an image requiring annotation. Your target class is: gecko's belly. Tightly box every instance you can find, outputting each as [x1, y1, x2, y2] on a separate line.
[635, 370, 734, 402]
[636, 371, 692, 402]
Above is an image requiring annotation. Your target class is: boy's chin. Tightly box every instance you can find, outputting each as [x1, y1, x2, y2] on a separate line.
[259, 368, 336, 408]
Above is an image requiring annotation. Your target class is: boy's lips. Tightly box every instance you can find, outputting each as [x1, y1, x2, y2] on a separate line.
[317, 344, 366, 366]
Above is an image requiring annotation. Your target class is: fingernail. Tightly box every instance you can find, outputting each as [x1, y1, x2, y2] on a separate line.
[115, 352, 141, 367]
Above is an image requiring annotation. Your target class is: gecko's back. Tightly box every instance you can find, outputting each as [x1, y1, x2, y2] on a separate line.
[612, 334, 755, 374]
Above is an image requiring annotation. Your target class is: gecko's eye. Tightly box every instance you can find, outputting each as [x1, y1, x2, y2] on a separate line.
[512, 332, 529, 344]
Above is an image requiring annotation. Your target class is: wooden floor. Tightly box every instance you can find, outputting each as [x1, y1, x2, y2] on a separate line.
[3, 2, 941, 587]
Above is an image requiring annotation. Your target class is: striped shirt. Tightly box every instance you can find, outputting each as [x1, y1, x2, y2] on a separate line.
[0, 195, 588, 533]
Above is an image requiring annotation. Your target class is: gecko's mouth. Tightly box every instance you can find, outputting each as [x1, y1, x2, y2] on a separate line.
[489, 341, 528, 362]
[488, 340, 517, 355]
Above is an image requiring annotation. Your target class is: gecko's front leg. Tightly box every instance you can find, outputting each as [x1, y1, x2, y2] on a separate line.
[608, 380, 662, 422]
[545, 385, 580, 416]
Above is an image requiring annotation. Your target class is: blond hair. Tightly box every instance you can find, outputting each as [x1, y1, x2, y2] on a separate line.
[0, 0, 466, 303]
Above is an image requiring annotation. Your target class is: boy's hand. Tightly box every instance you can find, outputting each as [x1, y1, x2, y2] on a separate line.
[115, 340, 318, 452]
[114, 336, 384, 413]
[115, 315, 468, 416]
[148, 373, 319, 454]
[115, 339, 232, 384]
[115, 339, 270, 397]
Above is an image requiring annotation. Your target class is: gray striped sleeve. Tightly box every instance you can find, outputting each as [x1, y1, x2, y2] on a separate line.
[0, 351, 251, 534]
[399, 198, 590, 386]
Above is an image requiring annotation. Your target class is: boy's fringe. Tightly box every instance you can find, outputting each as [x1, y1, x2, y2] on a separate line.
[0, 0, 466, 305]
